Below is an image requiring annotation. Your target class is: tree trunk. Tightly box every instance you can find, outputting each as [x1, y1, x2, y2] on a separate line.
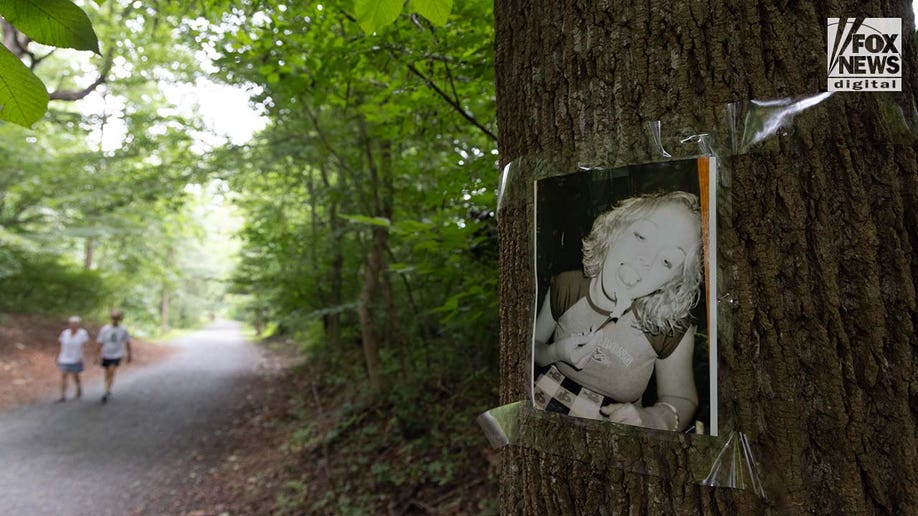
[383, 267, 410, 379]
[357, 123, 389, 393]
[161, 247, 174, 335]
[1, 20, 27, 59]
[326, 200, 344, 349]
[254, 307, 265, 336]
[83, 238, 94, 270]
[359, 224, 385, 392]
[377, 141, 408, 377]
[160, 285, 170, 335]
[495, 2, 917, 514]
[320, 162, 344, 349]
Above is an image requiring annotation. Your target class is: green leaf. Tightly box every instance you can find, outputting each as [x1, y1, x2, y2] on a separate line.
[0, 0, 101, 54]
[0, 45, 49, 128]
[354, 0, 404, 34]
[410, 0, 452, 26]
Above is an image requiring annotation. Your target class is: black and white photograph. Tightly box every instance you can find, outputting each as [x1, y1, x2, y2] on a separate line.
[532, 158, 717, 434]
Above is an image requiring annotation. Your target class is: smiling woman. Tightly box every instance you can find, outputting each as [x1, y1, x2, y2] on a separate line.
[583, 192, 703, 329]
[532, 158, 716, 434]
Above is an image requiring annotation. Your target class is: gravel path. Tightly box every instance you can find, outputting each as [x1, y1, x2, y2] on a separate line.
[0, 321, 259, 515]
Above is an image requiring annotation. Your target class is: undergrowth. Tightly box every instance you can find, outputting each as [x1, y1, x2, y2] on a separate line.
[269, 325, 499, 515]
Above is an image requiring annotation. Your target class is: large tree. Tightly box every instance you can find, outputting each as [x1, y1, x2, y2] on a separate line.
[495, 2, 917, 513]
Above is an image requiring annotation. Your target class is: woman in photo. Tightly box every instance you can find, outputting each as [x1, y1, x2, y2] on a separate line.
[533, 191, 702, 431]
[57, 315, 90, 402]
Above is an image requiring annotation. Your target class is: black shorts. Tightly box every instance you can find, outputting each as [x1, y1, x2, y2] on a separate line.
[101, 358, 122, 368]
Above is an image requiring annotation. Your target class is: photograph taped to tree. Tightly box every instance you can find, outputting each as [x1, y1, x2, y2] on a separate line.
[532, 158, 717, 435]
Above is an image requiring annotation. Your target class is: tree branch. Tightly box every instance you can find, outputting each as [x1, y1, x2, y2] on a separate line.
[300, 101, 374, 211]
[405, 62, 497, 142]
[49, 51, 114, 101]
[301, 101, 356, 175]
[333, 8, 497, 142]
[357, 114, 381, 214]
[30, 48, 56, 70]
[2, 19, 32, 60]
[443, 59, 461, 109]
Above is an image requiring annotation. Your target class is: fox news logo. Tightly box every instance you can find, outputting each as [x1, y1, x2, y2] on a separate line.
[828, 18, 901, 91]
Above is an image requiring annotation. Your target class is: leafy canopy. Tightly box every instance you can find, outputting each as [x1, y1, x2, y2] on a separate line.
[0, 0, 100, 127]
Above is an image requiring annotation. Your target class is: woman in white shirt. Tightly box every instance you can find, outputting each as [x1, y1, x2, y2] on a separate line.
[57, 315, 89, 402]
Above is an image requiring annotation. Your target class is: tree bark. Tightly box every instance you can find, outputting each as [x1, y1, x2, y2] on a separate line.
[357, 122, 389, 393]
[328, 217, 344, 347]
[84, 238, 94, 270]
[254, 306, 265, 336]
[377, 141, 409, 377]
[496, 1, 917, 514]
[160, 285, 170, 335]
[358, 226, 385, 392]
[319, 162, 344, 349]
[1, 19, 29, 59]
[160, 247, 174, 335]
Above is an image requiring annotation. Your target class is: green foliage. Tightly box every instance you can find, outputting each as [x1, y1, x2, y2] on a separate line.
[354, 0, 455, 33]
[0, 45, 48, 127]
[0, 2, 233, 335]
[411, 0, 453, 26]
[0, 0, 498, 509]
[0, 0, 100, 126]
[194, 1, 499, 503]
[0, 249, 110, 317]
[0, 0, 101, 53]
[354, 0, 403, 33]
[269, 337, 498, 513]
[195, 0, 497, 338]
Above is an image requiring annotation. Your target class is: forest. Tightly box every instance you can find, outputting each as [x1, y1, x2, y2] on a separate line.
[3, 1, 917, 515]
[2, 0, 499, 512]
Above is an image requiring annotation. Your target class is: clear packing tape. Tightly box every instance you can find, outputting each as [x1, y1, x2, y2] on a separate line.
[497, 91, 917, 213]
[482, 91, 917, 500]
[477, 402, 765, 497]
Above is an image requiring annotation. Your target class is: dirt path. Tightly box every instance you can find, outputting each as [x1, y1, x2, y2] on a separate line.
[0, 314, 174, 410]
[0, 321, 259, 516]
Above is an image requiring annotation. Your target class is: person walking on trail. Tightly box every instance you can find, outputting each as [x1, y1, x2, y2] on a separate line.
[57, 316, 89, 402]
[96, 310, 132, 403]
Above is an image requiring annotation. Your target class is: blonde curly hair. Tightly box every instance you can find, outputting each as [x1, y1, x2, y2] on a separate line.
[581, 191, 703, 335]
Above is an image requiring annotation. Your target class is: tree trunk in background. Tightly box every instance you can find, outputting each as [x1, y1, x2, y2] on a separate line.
[327, 201, 344, 348]
[160, 285, 169, 335]
[161, 247, 174, 335]
[495, 2, 917, 514]
[377, 142, 408, 376]
[320, 162, 344, 349]
[254, 307, 265, 336]
[383, 270, 409, 379]
[357, 125, 389, 393]
[83, 238, 94, 270]
[358, 222, 387, 392]
[358, 228, 384, 391]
